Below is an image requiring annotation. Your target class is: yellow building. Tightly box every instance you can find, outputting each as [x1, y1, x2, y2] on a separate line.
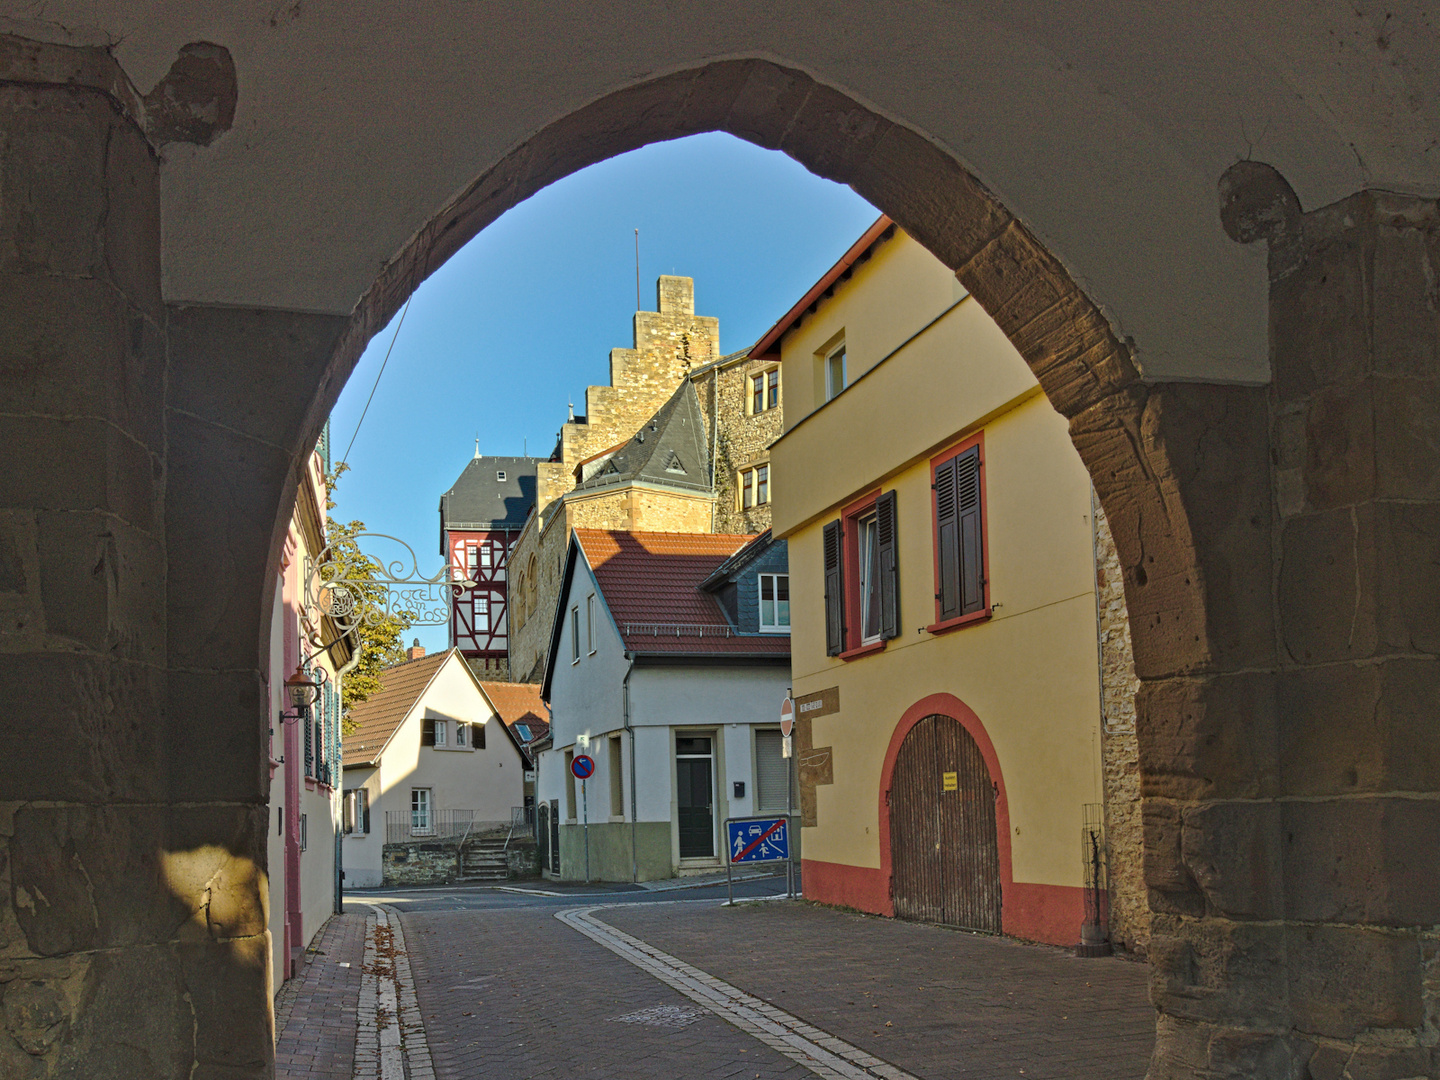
[764, 220, 1143, 950]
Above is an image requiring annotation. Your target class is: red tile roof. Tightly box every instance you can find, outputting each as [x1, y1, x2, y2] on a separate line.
[574, 529, 791, 657]
[477, 680, 550, 744]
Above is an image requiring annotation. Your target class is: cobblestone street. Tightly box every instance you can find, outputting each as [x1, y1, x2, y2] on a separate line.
[274, 889, 1153, 1079]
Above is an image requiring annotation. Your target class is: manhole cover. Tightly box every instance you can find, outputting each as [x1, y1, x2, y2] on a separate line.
[610, 1004, 704, 1028]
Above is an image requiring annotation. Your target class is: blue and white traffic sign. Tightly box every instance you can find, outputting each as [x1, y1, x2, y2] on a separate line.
[570, 754, 595, 780]
[726, 817, 790, 864]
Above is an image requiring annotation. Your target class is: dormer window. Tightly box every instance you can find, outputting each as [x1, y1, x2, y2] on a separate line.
[665, 451, 686, 474]
[497, 470, 506, 482]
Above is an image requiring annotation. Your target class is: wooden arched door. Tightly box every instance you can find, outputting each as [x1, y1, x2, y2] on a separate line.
[888, 714, 1002, 932]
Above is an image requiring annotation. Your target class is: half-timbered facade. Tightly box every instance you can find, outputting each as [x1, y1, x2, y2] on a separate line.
[439, 453, 540, 679]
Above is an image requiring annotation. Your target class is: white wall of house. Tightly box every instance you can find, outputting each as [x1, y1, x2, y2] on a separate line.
[546, 558, 629, 752]
[341, 764, 382, 888]
[344, 651, 525, 888]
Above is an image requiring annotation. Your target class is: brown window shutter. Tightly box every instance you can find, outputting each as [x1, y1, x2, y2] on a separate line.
[421, 718, 436, 747]
[876, 489, 899, 640]
[823, 519, 845, 656]
[935, 456, 961, 620]
[956, 445, 985, 615]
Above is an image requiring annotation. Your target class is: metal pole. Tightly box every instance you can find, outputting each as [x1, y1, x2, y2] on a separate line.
[582, 777, 590, 883]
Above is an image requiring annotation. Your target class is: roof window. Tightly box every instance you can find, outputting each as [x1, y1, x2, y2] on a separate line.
[497, 470, 507, 482]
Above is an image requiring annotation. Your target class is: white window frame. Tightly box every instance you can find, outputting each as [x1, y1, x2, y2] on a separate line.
[586, 593, 596, 655]
[343, 788, 369, 834]
[473, 593, 489, 633]
[758, 573, 791, 634]
[571, 606, 581, 663]
[466, 544, 478, 572]
[497, 470, 507, 482]
[480, 544, 492, 569]
[434, 719, 448, 747]
[455, 722, 468, 747]
[857, 509, 882, 646]
[825, 344, 846, 401]
[411, 788, 432, 834]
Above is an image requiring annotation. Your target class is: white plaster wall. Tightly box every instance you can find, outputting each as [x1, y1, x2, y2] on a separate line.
[375, 652, 526, 831]
[341, 764, 383, 888]
[546, 557, 629, 751]
[298, 780, 336, 938]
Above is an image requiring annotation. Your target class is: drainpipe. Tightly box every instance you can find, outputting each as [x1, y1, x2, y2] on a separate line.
[333, 641, 363, 915]
[623, 651, 638, 883]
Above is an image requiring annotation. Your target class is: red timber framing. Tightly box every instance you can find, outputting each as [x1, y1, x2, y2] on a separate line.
[448, 528, 518, 661]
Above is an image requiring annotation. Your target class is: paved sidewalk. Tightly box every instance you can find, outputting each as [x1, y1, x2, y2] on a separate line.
[274, 912, 367, 1079]
[602, 901, 1154, 1080]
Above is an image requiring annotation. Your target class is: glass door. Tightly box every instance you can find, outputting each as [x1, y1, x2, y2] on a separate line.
[676, 735, 715, 858]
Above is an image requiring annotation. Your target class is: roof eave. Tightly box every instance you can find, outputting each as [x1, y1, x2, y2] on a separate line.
[748, 215, 895, 360]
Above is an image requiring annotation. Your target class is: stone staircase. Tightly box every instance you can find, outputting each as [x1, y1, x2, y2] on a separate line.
[459, 838, 510, 883]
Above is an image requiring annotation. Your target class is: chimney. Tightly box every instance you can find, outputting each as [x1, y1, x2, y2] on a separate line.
[407, 638, 425, 661]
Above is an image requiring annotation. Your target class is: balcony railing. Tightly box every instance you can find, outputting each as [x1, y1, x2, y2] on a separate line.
[384, 809, 506, 845]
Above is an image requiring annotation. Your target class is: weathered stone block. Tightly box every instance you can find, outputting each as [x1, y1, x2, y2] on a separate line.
[1286, 924, 1423, 1037]
[0, 653, 167, 803]
[0, 274, 165, 451]
[1148, 916, 1288, 1029]
[0, 416, 160, 533]
[0, 86, 108, 278]
[8, 805, 183, 954]
[1143, 800, 1204, 916]
[177, 935, 273, 1073]
[165, 413, 294, 671]
[1371, 220, 1440, 380]
[166, 669, 268, 804]
[1279, 506, 1379, 664]
[1298, 379, 1377, 511]
[164, 803, 269, 940]
[35, 510, 165, 664]
[1271, 222, 1372, 402]
[1276, 659, 1440, 797]
[1282, 798, 1440, 926]
[1180, 802, 1282, 920]
[167, 304, 347, 455]
[1374, 376, 1440, 501]
[1138, 673, 1278, 801]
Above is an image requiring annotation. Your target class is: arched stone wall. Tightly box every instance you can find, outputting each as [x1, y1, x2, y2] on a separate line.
[4, 36, 1436, 1080]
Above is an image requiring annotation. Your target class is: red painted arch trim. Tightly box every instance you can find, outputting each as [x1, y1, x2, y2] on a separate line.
[876, 692, 1015, 922]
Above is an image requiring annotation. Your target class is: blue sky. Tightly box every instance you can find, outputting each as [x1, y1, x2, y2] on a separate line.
[328, 132, 877, 652]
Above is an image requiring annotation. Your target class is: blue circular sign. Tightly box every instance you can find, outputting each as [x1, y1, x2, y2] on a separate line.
[571, 754, 595, 780]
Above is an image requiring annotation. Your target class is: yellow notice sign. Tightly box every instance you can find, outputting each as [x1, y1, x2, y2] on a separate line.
[942, 771, 958, 792]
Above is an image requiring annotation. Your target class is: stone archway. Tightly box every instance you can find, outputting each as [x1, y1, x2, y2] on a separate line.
[4, 36, 1436, 1080]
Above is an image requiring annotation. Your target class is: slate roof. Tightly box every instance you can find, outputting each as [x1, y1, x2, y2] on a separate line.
[342, 651, 448, 767]
[477, 681, 550, 745]
[698, 529, 776, 592]
[575, 529, 792, 658]
[439, 455, 541, 532]
[574, 381, 710, 494]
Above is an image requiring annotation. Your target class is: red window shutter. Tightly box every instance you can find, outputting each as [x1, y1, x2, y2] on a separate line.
[876, 489, 899, 640]
[823, 520, 845, 656]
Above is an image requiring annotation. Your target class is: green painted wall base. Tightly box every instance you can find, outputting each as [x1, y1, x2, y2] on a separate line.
[557, 821, 672, 882]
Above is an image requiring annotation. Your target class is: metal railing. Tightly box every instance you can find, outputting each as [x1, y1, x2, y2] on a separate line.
[504, 805, 535, 850]
[384, 809, 507, 845]
[621, 622, 736, 639]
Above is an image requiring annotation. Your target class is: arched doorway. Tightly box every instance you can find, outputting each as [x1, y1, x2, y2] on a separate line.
[888, 714, 1001, 932]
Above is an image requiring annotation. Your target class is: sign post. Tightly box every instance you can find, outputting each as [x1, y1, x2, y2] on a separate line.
[571, 754, 595, 883]
[723, 815, 793, 905]
[780, 694, 795, 898]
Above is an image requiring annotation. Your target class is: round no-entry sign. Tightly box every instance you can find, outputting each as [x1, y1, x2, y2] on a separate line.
[570, 754, 595, 780]
[779, 697, 794, 738]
